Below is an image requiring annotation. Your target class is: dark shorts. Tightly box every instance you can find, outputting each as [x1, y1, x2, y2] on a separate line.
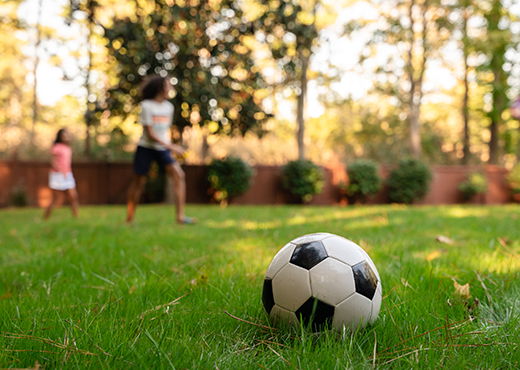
[133, 145, 175, 175]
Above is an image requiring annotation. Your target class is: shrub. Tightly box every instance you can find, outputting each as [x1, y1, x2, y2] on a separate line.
[459, 171, 487, 200]
[345, 159, 382, 203]
[508, 164, 520, 194]
[208, 156, 254, 204]
[387, 158, 432, 204]
[282, 160, 324, 203]
[9, 184, 28, 207]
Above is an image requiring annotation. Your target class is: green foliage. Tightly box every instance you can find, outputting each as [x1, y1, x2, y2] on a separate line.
[459, 171, 488, 200]
[281, 160, 324, 203]
[9, 184, 27, 207]
[388, 158, 432, 204]
[248, 0, 319, 85]
[103, 0, 271, 137]
[208, 156, 254, 203]
[345, 159, 382, 202]
[508, 164, 520, 193]
[89, 128, 134, 162]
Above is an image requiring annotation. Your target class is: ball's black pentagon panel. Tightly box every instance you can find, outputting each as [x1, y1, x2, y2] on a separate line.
[296, 297, 335, 331]
[262, 278, 275, 314]
[352, 261, 378, 300]
[290, 241, 328, 270]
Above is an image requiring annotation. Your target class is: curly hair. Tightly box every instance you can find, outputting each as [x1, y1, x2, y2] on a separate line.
[141, 75, 168, 100]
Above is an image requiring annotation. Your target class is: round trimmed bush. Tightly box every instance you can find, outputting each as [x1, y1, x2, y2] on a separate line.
[387, 158, 432, 204]
[208, 156, 254, 204]
[282, 160, 324, 203]
[345, 159, 382, 203]
[459, 171, 487, 200]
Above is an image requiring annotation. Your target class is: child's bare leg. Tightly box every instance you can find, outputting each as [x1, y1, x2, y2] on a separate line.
[44, 190, 62, 220]
[126, 174, 147, 223]
[166, 162, 188, 223]
[66, 188, 79, 218]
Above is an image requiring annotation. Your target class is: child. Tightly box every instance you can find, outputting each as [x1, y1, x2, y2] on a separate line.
[44, 128, 79, 220]
[126, 75, 196, 225]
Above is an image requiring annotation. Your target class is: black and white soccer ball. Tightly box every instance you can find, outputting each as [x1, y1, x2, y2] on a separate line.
[262, 233, 382, 332]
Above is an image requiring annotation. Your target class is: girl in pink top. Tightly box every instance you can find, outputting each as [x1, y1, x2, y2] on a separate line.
[44, 129, 79, 220]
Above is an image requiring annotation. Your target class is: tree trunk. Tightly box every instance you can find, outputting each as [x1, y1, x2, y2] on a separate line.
[30, 0, 43, 153]
[409, 95, 422, 158]
[489, 67, 502, 164]
[201, 132, 209, 163]
[406, 0, 425, 158]
[297, 53, 309, 161]
[461, 9, 470, 165]
[84, 0, 94, 159]
[462, 66, 470, 164]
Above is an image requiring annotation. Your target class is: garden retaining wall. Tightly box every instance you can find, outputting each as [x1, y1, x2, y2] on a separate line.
[0, 160, 513, 207]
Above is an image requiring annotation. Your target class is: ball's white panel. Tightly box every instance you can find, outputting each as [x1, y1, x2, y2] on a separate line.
[290, 233, 334, 245]
[309, 258, 356, 306]
[272, 264, 311, 311]
[360, 249, 381, 282]
[265, 243, 296, 279]
[270, 305, 299, 327]
[333, 293, 373, 332]
[370, 283, 383, 324]
[322, 236, 365, 266]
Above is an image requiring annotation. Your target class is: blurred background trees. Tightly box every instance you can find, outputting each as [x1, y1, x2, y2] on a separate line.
[1, 0, 519, 167]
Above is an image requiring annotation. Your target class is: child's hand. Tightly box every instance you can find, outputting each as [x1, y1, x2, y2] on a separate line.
[169, 144, 186, 157]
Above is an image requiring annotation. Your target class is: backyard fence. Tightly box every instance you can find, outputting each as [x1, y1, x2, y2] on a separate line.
[0, 159, 513, 207]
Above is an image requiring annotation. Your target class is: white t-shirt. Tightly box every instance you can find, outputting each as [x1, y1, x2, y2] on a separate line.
[137, 99, 175, 151]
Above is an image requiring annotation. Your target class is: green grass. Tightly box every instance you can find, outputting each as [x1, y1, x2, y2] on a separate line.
[1, 204, 520, 369]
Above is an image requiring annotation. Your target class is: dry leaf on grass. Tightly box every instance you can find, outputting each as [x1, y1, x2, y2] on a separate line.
[453, 280, 471, 299]
[436, 235, 454, 244]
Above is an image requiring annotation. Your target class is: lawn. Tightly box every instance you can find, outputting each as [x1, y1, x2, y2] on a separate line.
[1, 204, 519, 369]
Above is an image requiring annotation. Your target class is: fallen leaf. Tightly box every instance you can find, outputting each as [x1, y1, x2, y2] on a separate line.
[436, 235, 453, 244]
[453, 280, 471, 299]
[426, 249, 447, 261]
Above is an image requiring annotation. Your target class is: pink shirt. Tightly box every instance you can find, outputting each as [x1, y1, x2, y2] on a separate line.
[51, 143, 72, 173]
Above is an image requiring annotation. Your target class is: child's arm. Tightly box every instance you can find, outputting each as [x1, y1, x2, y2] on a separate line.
[143, 126, 185, 156]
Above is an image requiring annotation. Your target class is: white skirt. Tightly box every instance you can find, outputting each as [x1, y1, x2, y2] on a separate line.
[49, 171, 76, 191]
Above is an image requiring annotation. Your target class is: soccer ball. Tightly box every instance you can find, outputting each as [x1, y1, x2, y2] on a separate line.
[262, 233, 382, 332]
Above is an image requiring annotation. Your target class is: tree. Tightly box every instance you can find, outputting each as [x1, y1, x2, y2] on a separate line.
[444, 0, 478, 164]
[345, 0, 453, 158]
[460, 0, 472, 164]
[244, 0, 337, 160]
[67, 0, 102, 158]
[0, 0, 33, 157]
[29, 0, 43, 153]
[475, 0, 514, 164]
[101, 0, 271, 156]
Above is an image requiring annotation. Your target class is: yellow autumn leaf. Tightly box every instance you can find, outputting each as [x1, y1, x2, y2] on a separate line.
[426, 249, 446, 261]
